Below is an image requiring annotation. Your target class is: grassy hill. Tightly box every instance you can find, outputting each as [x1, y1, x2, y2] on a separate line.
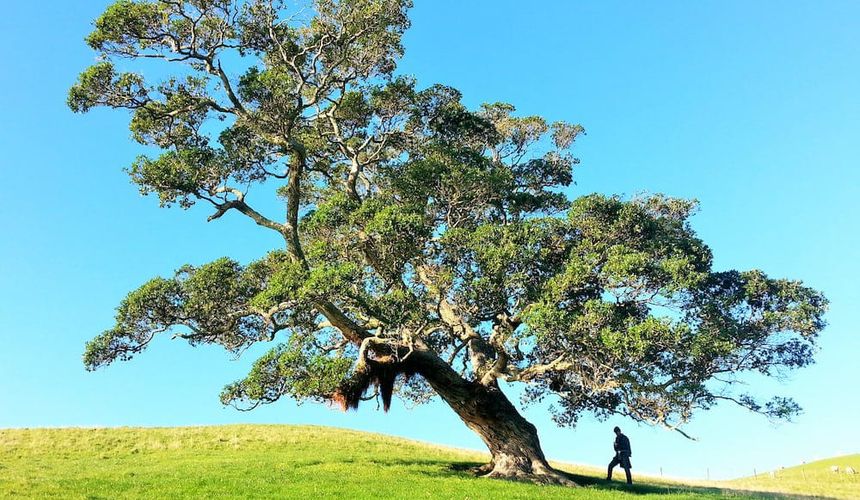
[0, 424, 855, 499]
[727, 454, 860, 500]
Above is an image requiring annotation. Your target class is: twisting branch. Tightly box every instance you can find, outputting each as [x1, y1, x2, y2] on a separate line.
[507, 355, 573, 383]
[214, 60, 247, 116]
[203, 187, 287, 236]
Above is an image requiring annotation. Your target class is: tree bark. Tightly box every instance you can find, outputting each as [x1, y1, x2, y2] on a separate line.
[411, 348, 577, 486]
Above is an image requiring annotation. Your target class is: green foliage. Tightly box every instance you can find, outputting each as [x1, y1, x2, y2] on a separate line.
[311, 0, 412, 78]
[129, 76, 212, 147]
[236, 65, 303, 127]
[86, 0, 237, 58]
[518, 195, 826, 428]
[303, 191, 360, 234]
[67, 62, 147, 112]
[305, 261, 362, 298]
[127, 147, 223, 208]
[85, 0, 166, 52]
[362, 201, 430, 265]
[440, 218, 571, 319]
[221, 342, 353, 408]
[366, 288, 424, 327]
[83, 277, 182, 370]
[248, 259, 307, 311]
[72, 0, 825, 437]
[84, 255, 294, 371]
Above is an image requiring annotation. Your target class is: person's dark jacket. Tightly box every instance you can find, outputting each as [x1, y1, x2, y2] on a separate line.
[614, 433, 632, 457]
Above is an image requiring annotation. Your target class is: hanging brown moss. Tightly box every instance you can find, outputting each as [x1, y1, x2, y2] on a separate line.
[331, 358, 417, 412]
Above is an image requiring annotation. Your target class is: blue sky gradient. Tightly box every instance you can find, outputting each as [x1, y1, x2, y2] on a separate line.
[1, 0, 858, 480]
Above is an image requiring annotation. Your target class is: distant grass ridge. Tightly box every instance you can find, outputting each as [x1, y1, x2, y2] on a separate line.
[728, 454, 859, 500]
[0, 425, 854, 499]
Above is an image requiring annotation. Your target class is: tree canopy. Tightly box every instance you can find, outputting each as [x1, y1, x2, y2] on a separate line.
[71, 0, 827, 483]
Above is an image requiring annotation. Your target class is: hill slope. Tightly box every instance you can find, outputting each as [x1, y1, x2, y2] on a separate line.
[727, 454, 860, 500]
[0, 425, 852, 499]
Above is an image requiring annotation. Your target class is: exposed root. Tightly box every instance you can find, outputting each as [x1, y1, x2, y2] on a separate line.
[478, 463, 579, 487]
[469, 462, 495, 475]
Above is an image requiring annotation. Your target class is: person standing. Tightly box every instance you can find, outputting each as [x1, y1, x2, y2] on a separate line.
[607, 426, 633, 484]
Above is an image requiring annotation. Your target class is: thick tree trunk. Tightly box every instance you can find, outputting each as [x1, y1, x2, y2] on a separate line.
[412, 350, 576, 486]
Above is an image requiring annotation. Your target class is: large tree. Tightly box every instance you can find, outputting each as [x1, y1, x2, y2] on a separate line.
[70, 0, 827, 485]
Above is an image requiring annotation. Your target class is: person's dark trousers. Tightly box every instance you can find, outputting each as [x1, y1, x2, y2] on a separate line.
[607, 454, 633, 484]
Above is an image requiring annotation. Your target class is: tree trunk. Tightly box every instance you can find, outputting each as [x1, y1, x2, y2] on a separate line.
[412, 350, 576, 486]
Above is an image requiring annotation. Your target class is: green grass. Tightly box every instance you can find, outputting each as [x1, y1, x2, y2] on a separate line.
[0, 424, 852, 499]
[727, 454, 860, 500]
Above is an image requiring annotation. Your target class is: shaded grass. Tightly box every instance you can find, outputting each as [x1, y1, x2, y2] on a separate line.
[0, 425, 847, 499]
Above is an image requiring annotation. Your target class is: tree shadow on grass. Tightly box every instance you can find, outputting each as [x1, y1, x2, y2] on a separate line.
[317, 456, 834, 499]
[440, 460, 835, 499]
[312, 457, 835, 499]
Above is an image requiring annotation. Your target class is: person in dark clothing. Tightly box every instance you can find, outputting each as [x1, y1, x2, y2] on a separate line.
[607, 426, 633, 484]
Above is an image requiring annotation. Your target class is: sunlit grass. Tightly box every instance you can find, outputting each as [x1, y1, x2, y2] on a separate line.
[0, 425, 852, 499]
[725, 454, 859, 500]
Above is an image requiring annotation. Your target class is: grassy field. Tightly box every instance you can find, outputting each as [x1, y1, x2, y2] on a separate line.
[0, 424, 855, 499]
[727, 454, 859, 500]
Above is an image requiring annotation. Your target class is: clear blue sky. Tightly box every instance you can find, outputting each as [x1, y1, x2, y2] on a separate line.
[1, 0, 858, 480]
